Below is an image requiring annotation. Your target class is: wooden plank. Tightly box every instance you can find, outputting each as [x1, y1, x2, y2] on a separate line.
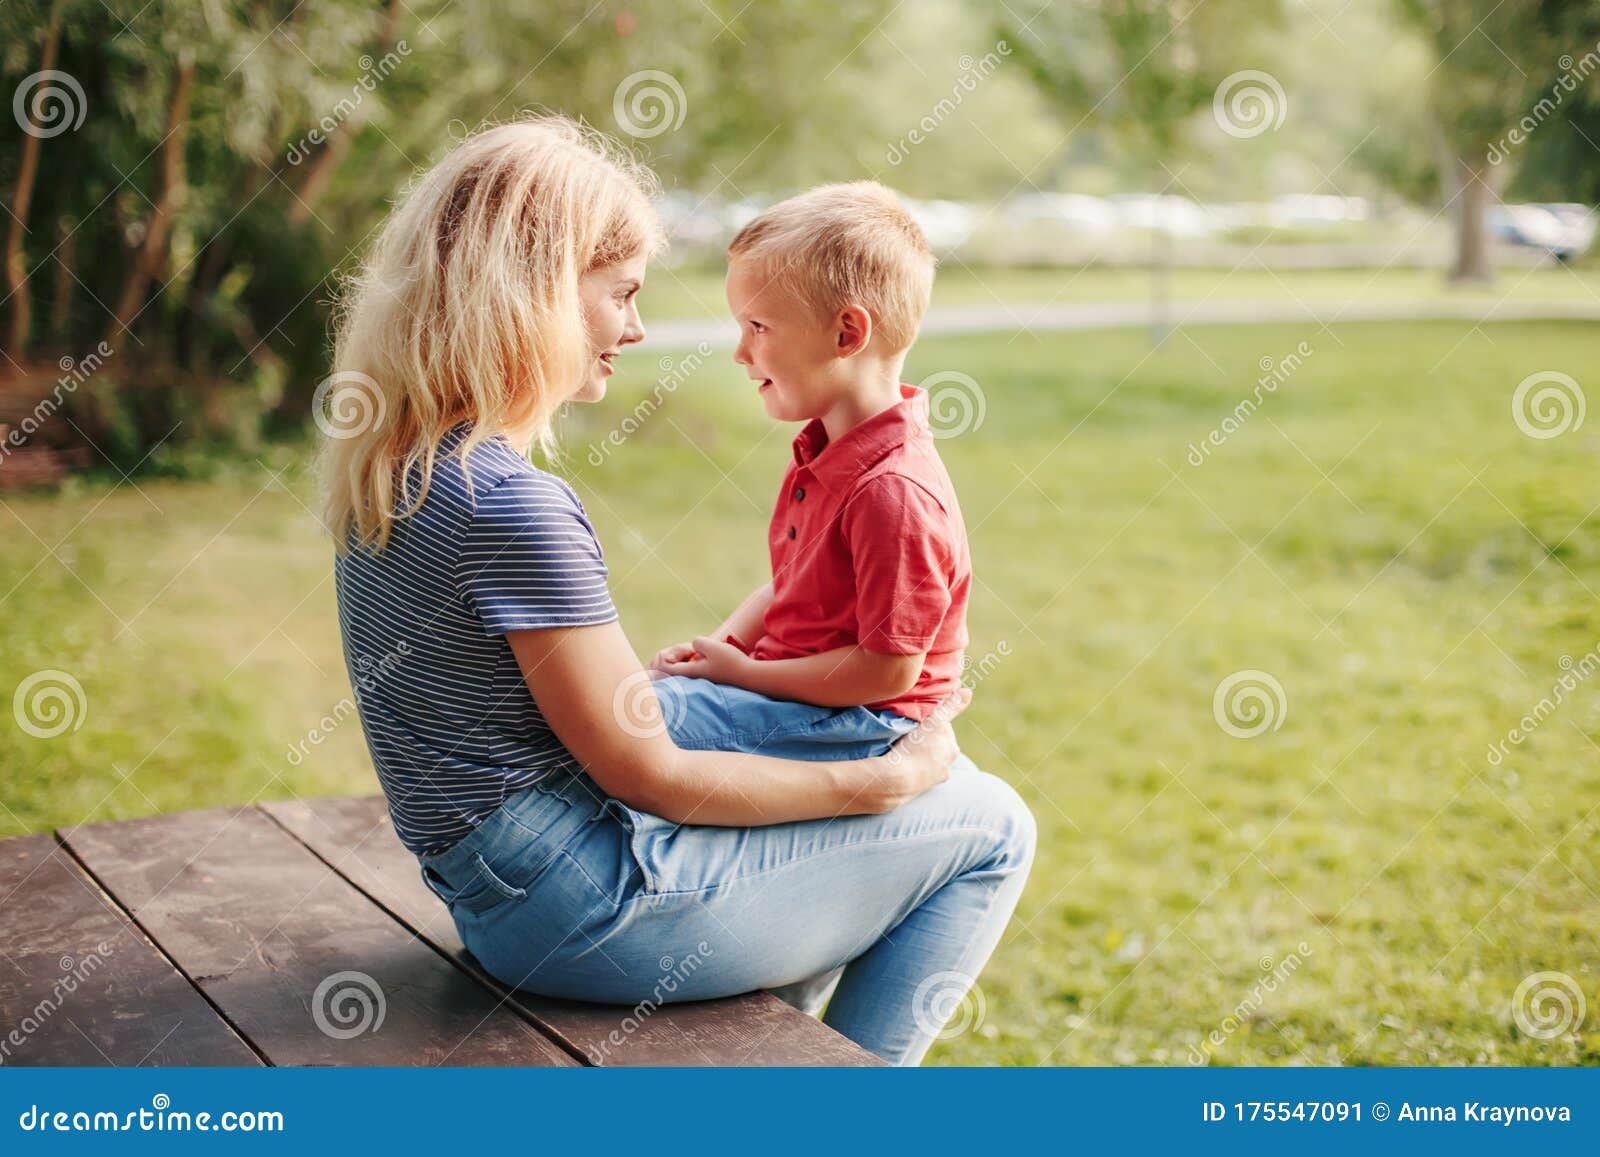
[60, 807, 573, 1067]
[0, 834, 259, 1066]
[262, 795, 883, 1066]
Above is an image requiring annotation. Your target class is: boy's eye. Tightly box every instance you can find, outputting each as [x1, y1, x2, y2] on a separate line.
[749, 321, 765, 333]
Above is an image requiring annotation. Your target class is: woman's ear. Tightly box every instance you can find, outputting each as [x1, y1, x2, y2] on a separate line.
[836, 304, 873, 358]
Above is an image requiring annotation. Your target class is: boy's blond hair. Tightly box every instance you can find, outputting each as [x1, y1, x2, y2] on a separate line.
[728, 181, 934, 355]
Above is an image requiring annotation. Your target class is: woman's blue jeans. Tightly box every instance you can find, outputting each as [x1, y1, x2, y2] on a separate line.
[417, 739, 1035, 1065]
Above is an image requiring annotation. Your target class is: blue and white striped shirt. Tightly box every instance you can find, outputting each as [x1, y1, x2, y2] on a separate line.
[332, 422, 617, 856]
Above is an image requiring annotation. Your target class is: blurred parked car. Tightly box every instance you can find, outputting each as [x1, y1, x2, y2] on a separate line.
[1106, 193, 1219, 237]
[902, 197, 979, 250]
[1002, 192, 1119, 233]
[1489, 203, 1596, 260]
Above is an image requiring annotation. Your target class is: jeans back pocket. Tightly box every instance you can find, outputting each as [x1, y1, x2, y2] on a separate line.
[420, 850, 528, 916]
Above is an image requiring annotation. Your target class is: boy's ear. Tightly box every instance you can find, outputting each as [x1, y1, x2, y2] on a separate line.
[835, 304, 872, 358]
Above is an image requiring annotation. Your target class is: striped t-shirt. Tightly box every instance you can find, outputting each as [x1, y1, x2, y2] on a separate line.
[332, 421, 617, 857]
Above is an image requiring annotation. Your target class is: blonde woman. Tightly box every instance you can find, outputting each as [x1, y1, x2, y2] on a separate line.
[319, 117, 1034, 1066]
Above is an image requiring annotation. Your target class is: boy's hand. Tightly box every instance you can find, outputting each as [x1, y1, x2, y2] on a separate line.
[649, 641, 699, 673]
[655, 635, 751, 685]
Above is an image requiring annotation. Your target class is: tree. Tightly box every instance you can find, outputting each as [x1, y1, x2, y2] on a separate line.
[995, 0, 1285, 338]
[1506, 9, 1600, 206]
[0, 0, 909, 467]
[1395, 0, 1567, 283]
[3, 0, 66, 363]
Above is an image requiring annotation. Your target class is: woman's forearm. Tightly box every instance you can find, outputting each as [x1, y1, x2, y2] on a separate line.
[634, 746, 891, 826]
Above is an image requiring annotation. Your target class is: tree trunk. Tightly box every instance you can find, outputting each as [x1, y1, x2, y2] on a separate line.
[51, 216, 74, 344]
[1149, 221, 1173, 346]
[288, 133, 355, 226]
[289, 0, 404, 225]
[3, 0, 64, 364]
[1450, 153, 1494, 284]
[105, 57, 197, 357]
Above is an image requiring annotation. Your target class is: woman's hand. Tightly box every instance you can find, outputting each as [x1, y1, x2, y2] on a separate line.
[858, 687, 972, 813]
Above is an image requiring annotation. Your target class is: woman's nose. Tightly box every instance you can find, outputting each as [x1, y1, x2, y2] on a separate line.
[622, 306, 645, 346]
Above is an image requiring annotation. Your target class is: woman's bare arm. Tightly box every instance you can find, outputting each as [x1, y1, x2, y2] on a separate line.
[507, 620, 962, 826]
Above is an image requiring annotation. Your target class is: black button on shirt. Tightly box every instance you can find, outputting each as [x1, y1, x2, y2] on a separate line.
[793, 487, 806, 502]
[786, 526, 797, 540]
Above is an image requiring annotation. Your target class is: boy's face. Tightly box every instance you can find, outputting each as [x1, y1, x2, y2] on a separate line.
[726, 256, 844, 424]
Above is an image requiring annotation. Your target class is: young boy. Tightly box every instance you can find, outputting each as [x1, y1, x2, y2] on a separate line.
[648, 181, 971, 763]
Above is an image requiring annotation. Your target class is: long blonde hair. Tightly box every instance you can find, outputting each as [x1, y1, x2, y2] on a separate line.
[318, 116, 661, 553]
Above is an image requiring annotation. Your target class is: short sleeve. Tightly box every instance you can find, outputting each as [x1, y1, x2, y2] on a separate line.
[841, 474, 955, 655]
[454, 472, 618, 634]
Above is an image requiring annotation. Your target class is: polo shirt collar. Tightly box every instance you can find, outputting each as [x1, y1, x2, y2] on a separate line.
[792, 384, 928, 491]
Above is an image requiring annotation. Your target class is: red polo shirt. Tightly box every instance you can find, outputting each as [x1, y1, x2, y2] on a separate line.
[747, 384, 970, 722]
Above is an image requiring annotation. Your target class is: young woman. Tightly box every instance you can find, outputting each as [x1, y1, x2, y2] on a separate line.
[317, 117, 1035, 1065]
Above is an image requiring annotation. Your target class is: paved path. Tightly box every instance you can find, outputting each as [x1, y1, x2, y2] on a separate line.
[640, 297, 1600, 353]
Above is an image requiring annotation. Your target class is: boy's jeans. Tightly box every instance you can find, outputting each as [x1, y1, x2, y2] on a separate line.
[650, 674, 919, 760]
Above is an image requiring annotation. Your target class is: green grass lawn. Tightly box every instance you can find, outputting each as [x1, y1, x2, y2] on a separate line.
[4, 318, 1599, 1066]
[642, 261, 1600, 320]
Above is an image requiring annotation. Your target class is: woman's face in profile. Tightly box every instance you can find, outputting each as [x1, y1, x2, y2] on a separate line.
[574, 252, 649, 402]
